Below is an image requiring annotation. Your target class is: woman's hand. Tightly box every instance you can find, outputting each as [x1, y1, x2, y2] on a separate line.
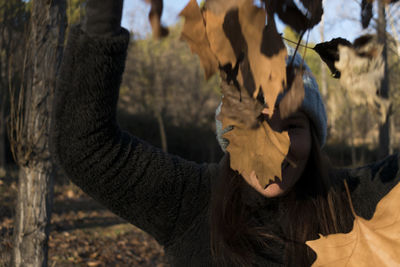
[83, 0, 124, 36]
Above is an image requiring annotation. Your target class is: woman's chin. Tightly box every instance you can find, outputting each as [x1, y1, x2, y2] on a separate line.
[262, 183, 285, 198]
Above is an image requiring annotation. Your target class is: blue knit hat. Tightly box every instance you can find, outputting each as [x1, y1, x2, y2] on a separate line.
[216, 45, 327, 151]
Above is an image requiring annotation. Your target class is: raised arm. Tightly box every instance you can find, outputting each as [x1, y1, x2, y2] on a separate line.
[50, 1, 215, 246]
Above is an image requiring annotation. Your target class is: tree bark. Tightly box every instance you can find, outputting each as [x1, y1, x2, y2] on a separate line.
[0, 102, 6, 173]
[319, 3, 327, 98]
[377, 0, 391, 159]
[349, 107, 356, 165]
[13, 167, 54, 267]
[11, 0, 66, 266]
[156, 111, 168, 153]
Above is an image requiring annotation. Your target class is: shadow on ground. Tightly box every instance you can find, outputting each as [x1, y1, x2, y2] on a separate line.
[0, 169, 168, 267]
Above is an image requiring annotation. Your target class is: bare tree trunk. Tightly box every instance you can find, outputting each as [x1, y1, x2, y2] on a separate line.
[0, 101, 6, 173]
[11, 0, 66, 266]
[319, 1, 327, 98]
[349, 107, 356, 165]
[377, 0, 391, 159]
[13, 167, 54, 267]
[156, 111, 168, 152]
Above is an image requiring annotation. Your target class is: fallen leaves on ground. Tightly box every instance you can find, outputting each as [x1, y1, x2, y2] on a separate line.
[0, 175, 168, 267]
[306, 182, 400, 267]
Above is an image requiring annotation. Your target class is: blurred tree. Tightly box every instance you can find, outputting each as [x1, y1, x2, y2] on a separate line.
[283, 26, 341, 134]
[284, 0, 400, 163]
[9, 0, 66, 266]
[377, 0, 391, 158]
[121, 23, 220, 152]
[0, 0, 30, 174]
[66, 0, 86, 25]
[358, 0, 400, 157]
[283, 26, 375, 165]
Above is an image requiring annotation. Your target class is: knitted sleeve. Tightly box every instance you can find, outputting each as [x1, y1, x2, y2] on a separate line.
[50, 26, 213, 246]
[346, 153, 400, 220]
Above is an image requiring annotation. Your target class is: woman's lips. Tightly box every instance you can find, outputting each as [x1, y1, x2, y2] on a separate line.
[263, 160, 291, 189]
[264, 175, 283, 189]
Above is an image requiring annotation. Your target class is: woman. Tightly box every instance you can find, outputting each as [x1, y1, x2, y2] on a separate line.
[50, 1, 400, 266]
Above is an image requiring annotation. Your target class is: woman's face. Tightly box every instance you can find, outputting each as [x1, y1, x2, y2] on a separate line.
[242, 109, 312, 198]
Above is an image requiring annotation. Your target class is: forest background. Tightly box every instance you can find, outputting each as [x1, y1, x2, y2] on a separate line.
[0, 0, 399, 266]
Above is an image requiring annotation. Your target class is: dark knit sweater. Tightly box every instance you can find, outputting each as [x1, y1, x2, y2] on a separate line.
[50, 26, 400, 266]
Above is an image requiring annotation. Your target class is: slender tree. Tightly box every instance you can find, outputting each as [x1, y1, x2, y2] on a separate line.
[122, 25, 220, 153]
[377, 0, 391, 158]
[0, 0, 29, 174]
[10, 0, 66, 266]
[319, 5, 327, 99]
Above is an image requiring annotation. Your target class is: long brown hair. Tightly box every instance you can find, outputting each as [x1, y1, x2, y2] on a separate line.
[210, 125, 354, 266]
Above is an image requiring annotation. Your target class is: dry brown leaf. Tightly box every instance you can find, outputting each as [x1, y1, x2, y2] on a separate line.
[314, 35, 389, 123]
[181, 0, 291, 185]
[224, 120, 290, 188]
[204, 4, 254, 95]
[306, 182, 400, 266]
[205, 0, 287, 114]
[145, 0, 169, 39]
[361, 0, 373, 29]
[179, 0, 219, 79]
[218, 79, 263, 130]
[299, 0, 324, 26]
[269, 0, 323, 33]
[239, 0, 287, 114]
[204, 0, 246, 15]
[87, 260, 102, 267]
[334, 35, 389, 123]
[218, 80, 290, 188]
[313, 38, 352, 78]
[203, 10, 237, 69]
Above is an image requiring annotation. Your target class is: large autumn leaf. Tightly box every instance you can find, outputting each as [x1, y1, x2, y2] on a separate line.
[306, 182, 400, 266]
[239, 0, 287, 114]
[180, 0, 295, 184]
[179, 0, 219, 79]
[218, 79, 290, 188]
[205, 0, 288, 115]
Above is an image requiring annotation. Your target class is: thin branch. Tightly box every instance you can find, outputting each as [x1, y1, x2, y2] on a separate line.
[386, 5, 400, 57]
[282, 36, 314, 50]
[302, 30, 311, 61]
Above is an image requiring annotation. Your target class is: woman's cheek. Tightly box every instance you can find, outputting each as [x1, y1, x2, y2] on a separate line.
[289, 130, 311, 161]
